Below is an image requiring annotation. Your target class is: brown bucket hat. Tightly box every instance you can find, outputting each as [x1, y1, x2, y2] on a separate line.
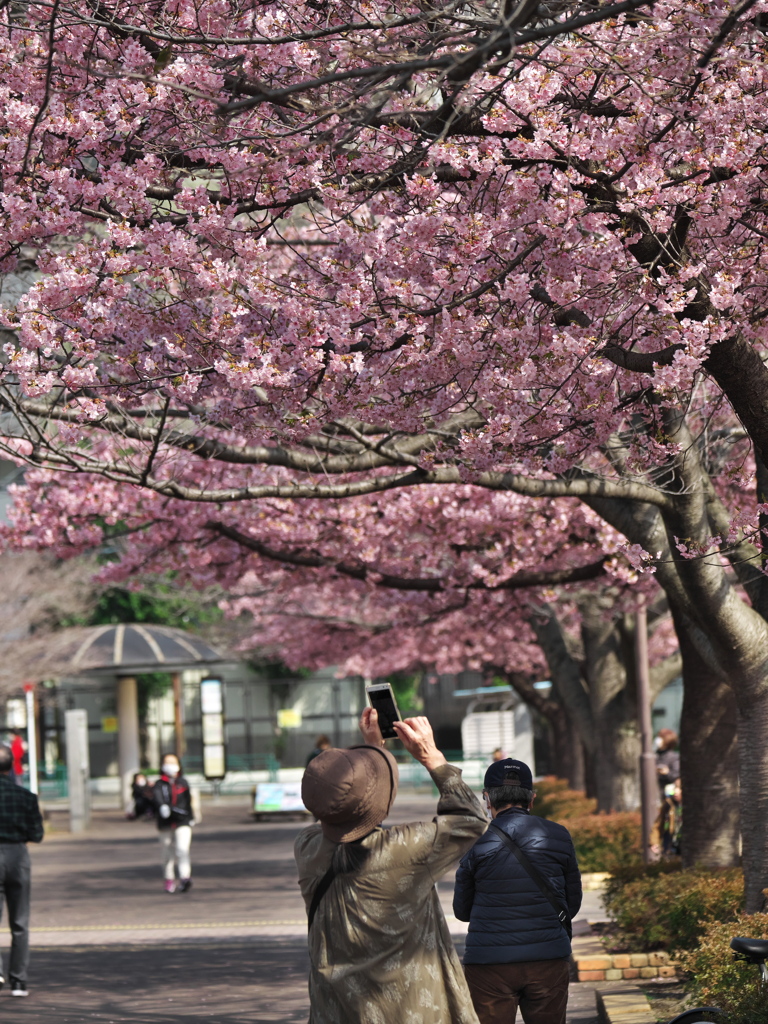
[301, 744, 399, 843]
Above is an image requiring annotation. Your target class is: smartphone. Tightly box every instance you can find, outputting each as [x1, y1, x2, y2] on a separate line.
[365, 683, 402, 740]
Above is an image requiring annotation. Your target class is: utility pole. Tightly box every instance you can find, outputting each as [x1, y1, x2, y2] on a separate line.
[635, 604, 658, 862]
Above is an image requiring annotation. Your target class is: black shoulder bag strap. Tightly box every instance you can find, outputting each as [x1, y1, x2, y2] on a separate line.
[307, 863, 338, 932]
[489, 822, 572, 940]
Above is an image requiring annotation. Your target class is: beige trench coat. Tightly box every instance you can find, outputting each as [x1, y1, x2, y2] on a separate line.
[295, 763, 487, 1024]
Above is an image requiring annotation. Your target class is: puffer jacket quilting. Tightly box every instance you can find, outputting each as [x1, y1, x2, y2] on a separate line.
[453, 806, 582, 964]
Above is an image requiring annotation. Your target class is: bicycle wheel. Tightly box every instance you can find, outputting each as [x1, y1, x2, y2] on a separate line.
[665, 1009, 724, 1024]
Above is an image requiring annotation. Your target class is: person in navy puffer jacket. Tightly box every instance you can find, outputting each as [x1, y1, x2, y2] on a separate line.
[453, 758, 582, 1024]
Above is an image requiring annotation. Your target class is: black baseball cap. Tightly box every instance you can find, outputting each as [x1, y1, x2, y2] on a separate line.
[484, 758, 534, 791]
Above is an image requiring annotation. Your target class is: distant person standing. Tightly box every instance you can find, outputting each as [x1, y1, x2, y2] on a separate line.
[9, 732, 25, 782]
[492, 748, 506, 762]
[153, 755, 194, 894]
[127, 773, 155, 821]
[306, 734, 331, 766]
[655, 729, 680, 792]
[651, 781, 683, 858]
[0, 743, 44, 997]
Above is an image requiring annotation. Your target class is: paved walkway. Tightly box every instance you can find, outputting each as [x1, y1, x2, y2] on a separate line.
[0, 794, 600, 1021]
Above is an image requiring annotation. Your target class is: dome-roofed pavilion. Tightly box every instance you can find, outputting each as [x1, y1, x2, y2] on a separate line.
[54, 623, 227, 809]
[69, 624, 225, 676]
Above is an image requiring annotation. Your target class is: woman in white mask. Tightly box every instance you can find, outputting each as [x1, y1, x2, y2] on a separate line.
[153, 754, 194, 893]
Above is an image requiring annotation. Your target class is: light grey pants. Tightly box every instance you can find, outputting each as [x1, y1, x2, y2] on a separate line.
[160, 825, 192, 880]
[0, 843, 31, 982]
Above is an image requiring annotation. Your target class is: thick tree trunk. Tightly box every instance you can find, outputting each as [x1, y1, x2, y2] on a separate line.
[580, 418, 768, 900]
[583, 746, 597, 800]
[705, 334, 768, 472]
[674, 615, 740, 869]
[567, 716, 586, 792]
[535, 603, 643, 809]
[548, 704, 586, 790]
[737, 702, 768, 912]
[591, 713, 640, 812]
[582, 609, 640, 812]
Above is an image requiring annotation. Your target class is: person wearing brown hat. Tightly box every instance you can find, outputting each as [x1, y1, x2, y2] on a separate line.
[295, 708, 487, 1024]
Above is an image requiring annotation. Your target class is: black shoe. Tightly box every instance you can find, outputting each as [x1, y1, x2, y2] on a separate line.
[178, 878, 193, 893]
[10, 978, 28, 997]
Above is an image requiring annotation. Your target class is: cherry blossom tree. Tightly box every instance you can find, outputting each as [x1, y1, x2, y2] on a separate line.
[0, 0, 765, 898]
[2, 473, 679, 812]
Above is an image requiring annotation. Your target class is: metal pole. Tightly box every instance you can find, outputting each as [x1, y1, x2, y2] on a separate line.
[635, 604, 658, 862]
[173, 672, 186, 759]
[24, 683, 38, 795]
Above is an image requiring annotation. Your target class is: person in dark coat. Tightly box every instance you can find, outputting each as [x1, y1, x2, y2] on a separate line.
[127, 773, 155, 820]
[0, 743, 43, 997]
[305, 734, 331, 767]
[153, 755, 194, 893]
[453, 758, 581, 1024]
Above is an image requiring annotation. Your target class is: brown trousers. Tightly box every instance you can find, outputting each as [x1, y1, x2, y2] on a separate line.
[464, 958, 570, 1024]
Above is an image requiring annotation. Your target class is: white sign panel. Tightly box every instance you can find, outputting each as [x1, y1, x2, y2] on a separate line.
[254, 783, 306, 814]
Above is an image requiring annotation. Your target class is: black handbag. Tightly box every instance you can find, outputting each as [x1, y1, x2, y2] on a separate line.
[489, 822, 573, 940]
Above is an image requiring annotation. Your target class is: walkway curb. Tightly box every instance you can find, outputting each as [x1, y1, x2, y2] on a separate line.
[597, 984, 654, 1024]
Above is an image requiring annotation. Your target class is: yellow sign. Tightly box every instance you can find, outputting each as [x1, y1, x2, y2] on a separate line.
[101, 716, 118, 733]
[277, 708, 302, 729]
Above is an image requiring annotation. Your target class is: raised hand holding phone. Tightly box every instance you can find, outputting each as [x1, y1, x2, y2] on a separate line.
[360, 706, 385, 747]
[392, 717, 447, 772]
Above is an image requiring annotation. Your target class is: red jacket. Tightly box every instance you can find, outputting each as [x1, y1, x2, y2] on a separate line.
[10, 735, 24, 776]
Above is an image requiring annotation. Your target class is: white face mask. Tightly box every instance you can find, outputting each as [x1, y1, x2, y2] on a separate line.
[162, 763, 179, 777]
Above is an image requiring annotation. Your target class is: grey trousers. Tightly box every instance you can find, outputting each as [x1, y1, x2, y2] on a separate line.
[0, 843, 31, 982]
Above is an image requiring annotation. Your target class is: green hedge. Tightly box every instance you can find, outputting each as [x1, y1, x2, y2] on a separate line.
[534, 777, 642, 873]
[563, 812, 643, 873]
[602, 867, 744, 952]
[533, 776, 596, 820]
[676, 913, 768, 1024]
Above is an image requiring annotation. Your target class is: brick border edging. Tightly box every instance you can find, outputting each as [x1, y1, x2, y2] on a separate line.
[575, 950, 678, 982]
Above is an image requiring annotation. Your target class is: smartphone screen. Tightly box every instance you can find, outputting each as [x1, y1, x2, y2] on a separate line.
[366, 684, 401, 740]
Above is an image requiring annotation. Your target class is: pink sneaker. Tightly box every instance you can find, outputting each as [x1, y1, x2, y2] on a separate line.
[164, 879, 177, 894]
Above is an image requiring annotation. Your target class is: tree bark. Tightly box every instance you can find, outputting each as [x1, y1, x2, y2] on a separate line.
[705, 334, 768, 473]
[674, 612, 740, 868]
[582, 608, 641, 812]
[738, 701, 768, 912]
[592, 720, 640, 812]
[547, 702, 586, 790]
[533, 603, 646, 812]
